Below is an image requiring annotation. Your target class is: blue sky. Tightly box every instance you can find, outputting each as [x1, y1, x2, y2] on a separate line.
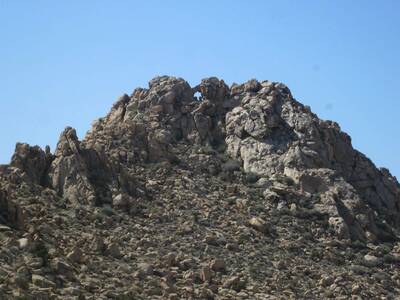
[0, 1, 399, 178]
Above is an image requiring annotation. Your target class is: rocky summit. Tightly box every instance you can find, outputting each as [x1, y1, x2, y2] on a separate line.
[0, 76, 399, 300]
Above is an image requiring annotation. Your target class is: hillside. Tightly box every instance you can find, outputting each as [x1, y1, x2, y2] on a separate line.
[0, 76, 399, 299]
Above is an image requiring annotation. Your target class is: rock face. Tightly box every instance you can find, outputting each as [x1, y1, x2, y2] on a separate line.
[84, 75, 400, 242]
[225, 82, 399, 242]
[0, 76, 399, 299]
[49, 127, 114, 205]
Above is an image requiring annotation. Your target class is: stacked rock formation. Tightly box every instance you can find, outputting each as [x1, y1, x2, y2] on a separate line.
[0, 76, 399, 299]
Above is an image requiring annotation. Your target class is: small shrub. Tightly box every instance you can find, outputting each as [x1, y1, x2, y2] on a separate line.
[244, 172, 260, 184]
[101, 205, 114, 216]
[198, 145, 217, 155]
[351, 240, 367, 250]
[222, 160, 241, 172]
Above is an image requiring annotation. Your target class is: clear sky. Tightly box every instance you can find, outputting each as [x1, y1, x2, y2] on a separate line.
[0, 1, 399, 178]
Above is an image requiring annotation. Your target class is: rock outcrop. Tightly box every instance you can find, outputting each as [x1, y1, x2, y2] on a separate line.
[83, 75, 400, 242]
[0, 76, 399, 299]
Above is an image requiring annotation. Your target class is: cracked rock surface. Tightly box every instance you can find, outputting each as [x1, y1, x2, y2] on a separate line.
[0, 76, 399, 299]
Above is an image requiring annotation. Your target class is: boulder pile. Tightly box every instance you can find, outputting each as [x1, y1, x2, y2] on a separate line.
[0, 76, 399, 299]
